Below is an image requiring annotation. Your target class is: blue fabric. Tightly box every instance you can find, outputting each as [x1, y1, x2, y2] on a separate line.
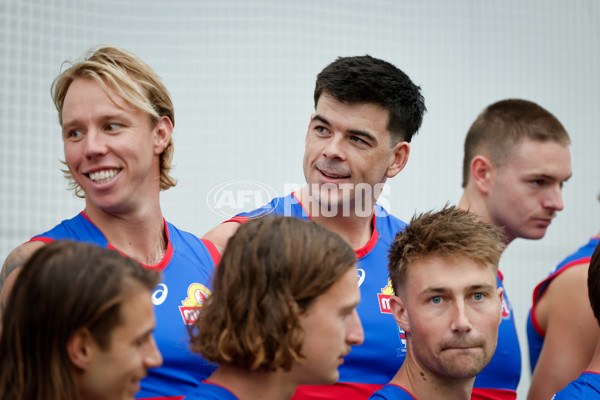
[33, 212, 218, 399]
[552, 372, 600, 399]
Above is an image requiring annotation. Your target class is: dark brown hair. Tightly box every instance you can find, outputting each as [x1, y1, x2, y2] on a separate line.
[314, 55, 426, 144]
[0, 240, 160, 400]
[587, 242, 600, 326]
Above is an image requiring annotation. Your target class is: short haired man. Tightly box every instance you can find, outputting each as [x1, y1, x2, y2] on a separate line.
[188, 216, 364, 400]
[370, 206, 505, 400]
[458, 99, 572, 399]
[204, 55, 426, 399]
[0, 47, 220, 398]
[527, 196, 600, 399]
[551, 241, 600, 399]
[0, 240, 163, 400]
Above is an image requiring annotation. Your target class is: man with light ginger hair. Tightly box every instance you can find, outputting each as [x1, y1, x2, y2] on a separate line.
[370, 206, 505, 400]
[457, 99, 572, 399]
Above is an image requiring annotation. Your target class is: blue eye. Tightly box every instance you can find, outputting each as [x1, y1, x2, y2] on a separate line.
[430, 296, 442, 304]
[473, 293, 484, 301]
[106, 123, 121, 131]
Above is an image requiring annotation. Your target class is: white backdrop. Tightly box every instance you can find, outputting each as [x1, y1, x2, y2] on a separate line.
[2, 1, 599, 397]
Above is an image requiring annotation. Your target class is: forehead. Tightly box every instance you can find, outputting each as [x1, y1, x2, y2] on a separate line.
[109, 290, 155, 340]
[307, 266, 360, 310]
[499, 139, 572, 178]
[406, 256, 496, 294]
[63, 78, 130, 113]
[315, 94, 390, 135]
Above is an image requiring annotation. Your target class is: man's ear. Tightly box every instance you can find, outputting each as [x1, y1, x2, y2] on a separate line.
[386, 142, 410, 178]
[496, 286, 505, 324]
[153, 116, 174, 155]
[67, 328, 96, 370]
[470, 155, 495, 194]
[389, 295, 410, 334]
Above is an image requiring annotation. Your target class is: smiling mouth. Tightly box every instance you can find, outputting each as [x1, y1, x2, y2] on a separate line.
[319, 169, 350, 179]
[88, 169, 121, 184]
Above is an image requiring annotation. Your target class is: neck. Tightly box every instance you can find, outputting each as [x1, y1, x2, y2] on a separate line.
[298, 186, 373, 249]
[586, 339, 600, 372]
[208, 365, 298, 400]
[389, 354, 474, 400]
[458, 189, 512, 245]
[83, 201, 166, 266]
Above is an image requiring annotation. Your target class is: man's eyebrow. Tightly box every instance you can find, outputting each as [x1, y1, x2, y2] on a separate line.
[348, 129, 377, 144]
[419, 283, 495, 296]
[526, 173, 573, 182]
[312, 115, 377, 144]
[312, 114, 331, 126]
[419, 287, 448, 296]
[466, 283, 496, 292]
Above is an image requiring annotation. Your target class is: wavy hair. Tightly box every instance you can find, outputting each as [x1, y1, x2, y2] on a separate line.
[52, 46, 176, 197]
[190, 215, 356, 372]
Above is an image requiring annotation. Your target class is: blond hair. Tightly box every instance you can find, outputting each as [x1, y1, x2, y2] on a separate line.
[52, 46, 176, 197]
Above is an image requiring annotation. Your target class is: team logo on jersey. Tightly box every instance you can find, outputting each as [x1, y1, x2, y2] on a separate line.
[179, 283, 212, 325]
[398, 328, 407, 355]
[501, 292, 512, 320]
[377, 279, 395, 314]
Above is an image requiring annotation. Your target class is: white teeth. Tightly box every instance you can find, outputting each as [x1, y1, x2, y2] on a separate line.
[89, 169, 120, 184]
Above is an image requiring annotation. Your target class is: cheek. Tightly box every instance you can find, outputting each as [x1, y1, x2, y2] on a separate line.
[63, 143, 77, 164]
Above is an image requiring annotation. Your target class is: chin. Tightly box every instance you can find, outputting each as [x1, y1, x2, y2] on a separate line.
[522, 231, 547, 240]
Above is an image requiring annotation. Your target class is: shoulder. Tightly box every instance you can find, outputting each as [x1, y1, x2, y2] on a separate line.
[374, 205, 407, 236]
[553, 372, 600, 398]
[166, 222, 222, 267]
[545, 262, 590, 304]
[2, 241, 46, 284]
[370, 384, 415, 400]
[186, 381, 239, 400]
[202, 222, 242, 253]
[1, 241, 46, 314]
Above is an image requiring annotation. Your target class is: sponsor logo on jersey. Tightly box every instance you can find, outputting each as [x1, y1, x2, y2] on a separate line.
[179, 283, 211, 325]
[357, 268, 365, 287]
[377, 279, 395, 314]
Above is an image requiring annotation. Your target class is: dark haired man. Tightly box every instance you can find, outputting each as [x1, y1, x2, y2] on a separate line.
[204, 55, 426, 399]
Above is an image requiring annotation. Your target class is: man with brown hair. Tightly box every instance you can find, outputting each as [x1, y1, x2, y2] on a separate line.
[370, 206, 505, 400]
[188, 215, 364, 400]
[458, 99, 572, 399]
[0, 240, 163, 400]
